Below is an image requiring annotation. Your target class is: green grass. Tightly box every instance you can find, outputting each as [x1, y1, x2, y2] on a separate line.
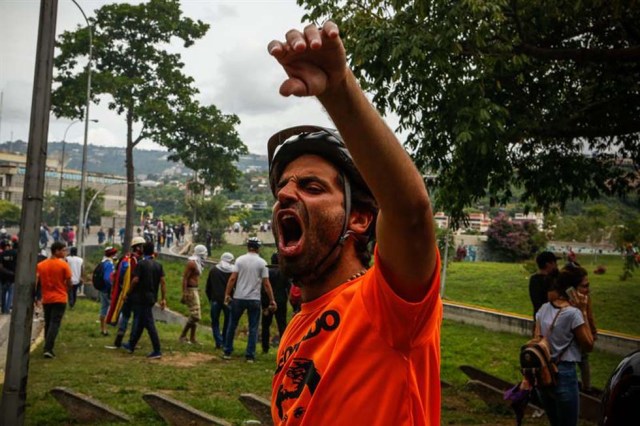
[443, 254, 640, 336]
[28, 251, 629, 425]
[25, 299, 274, 425]
[22, 300, 623, 425]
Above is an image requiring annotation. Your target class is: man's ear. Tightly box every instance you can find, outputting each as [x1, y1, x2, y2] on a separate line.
[349, 209, 374, 234]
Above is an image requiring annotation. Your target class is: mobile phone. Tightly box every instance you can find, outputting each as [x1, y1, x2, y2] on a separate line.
[566, 287, 578, 304]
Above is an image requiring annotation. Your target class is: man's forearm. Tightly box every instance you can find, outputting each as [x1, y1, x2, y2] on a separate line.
[318, 70, 430, 214]
[225, 278, 236, 298]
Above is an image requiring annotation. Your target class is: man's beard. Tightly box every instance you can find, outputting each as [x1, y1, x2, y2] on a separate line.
[276, 203, 345, 286]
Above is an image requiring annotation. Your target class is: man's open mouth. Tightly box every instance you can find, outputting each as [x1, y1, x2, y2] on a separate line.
[277, 211, 304, 256]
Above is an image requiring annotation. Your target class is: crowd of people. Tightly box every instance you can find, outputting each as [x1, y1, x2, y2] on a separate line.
[3, 18, 638, 426]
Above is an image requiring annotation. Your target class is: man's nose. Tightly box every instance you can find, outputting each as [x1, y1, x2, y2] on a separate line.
[277, 180, 298, 206]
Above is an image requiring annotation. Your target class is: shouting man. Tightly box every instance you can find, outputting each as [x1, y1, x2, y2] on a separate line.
[267, 21, 442, 424]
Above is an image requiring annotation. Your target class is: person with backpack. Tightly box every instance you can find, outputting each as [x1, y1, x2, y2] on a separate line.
[121, 242, 166, 359]
[96, 247, 118, 336]
[534, 264, 595, 426]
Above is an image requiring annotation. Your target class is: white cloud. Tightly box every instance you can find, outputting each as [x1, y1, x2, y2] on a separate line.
[0, 1, 402, 157]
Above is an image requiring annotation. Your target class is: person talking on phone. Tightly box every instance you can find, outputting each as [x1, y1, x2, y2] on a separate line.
[534, 264, 595, 426]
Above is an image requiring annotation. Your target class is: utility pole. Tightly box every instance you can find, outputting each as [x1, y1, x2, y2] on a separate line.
[73, 0, 94, 258]
[0, 1, 58, 424]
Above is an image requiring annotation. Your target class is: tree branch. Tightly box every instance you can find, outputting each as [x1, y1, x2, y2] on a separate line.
[131, 126, 146, 147]
[516, 43, 640, 62]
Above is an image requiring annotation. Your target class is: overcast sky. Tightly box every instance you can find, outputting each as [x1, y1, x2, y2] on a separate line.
[0, 0, 346, 154]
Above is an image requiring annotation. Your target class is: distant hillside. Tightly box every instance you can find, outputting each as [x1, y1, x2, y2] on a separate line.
[0, 140, 267, 177]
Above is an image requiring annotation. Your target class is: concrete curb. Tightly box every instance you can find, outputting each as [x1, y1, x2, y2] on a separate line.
[50, 387, 131, 423]
[143, 392, 232, 426]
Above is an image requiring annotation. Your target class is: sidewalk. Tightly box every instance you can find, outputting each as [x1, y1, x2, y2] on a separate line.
[0, 311, 44, 382]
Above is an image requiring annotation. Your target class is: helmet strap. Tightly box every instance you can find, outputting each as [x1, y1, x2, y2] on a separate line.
[299, 175, 353, 285]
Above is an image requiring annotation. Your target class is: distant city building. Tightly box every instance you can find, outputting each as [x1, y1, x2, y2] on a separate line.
[512, 212, 544, 229]
[0, 150, 127, 224]
[434, 212, 449, 229]
[467, 213, 491, 233]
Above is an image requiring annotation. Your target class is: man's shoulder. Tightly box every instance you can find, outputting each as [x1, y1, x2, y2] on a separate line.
[529, 273, 544, 283]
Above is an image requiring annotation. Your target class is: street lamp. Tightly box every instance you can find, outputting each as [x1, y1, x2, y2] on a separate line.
[56, 118, 97, 226]
[71, 0, 94, 258]
[83, 180, 131, 235]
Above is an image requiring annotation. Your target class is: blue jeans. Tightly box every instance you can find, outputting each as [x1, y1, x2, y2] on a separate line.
[537, 361, 580, 426]
[128, 304, 161, 353]
[224, 299, 261, 360]
[114, 300, 137, 346]
[210, 300, 230, 348]
[1, 281, 13, 313]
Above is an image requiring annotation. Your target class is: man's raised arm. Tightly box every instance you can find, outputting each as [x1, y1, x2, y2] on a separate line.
[268, 21, 436, 301]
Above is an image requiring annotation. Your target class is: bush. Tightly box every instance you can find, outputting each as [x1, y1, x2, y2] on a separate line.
[486, 213, 546, 261]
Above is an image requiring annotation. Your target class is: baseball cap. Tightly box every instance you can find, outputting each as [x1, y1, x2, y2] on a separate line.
[104, 247, 118, 257]
[536, 251, 561, 268]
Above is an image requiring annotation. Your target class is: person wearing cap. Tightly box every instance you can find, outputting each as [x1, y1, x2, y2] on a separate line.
[66, 246, 84, 309]
[179, 244, 208, 345]
[106, 236, 146, 348]
[529, 251, 561, 322]
[99, 246, 118, 336]
[36, 241, 72, 358]
[223, 238, 277, 362]
[266, 21, 440, 424]
[205, 252, 235, 349]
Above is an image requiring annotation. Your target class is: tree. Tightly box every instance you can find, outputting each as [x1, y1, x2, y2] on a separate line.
[300, 0, 640, 224]
[486, 213, 546, 261]
[0, 200, 20, 226]
[52, 0, 246, 249]
[136, 185, 186, 217]
[186, 196, 229, 248]
[42, 187, 105, 227]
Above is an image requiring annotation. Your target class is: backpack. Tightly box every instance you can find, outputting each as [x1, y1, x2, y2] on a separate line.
[92, 261, 107, 291]
[520, 307, 570, 387]
[520, 335, 557, 387]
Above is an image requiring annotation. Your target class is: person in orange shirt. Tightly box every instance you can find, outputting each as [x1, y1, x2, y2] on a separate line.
[266, 21, 442, 425]
[36, 241, 72, 359]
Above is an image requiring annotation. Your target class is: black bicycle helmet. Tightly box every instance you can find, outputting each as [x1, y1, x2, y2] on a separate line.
[268, 126, 376, 280]
[600, 350, 640, 426]
[267, 125, 372, 200]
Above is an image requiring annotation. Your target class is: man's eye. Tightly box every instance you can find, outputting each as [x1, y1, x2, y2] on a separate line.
[304, 184, 323, 193]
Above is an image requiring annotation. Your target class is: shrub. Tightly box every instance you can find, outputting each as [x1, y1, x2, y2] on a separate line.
[486, 213, 546, 261]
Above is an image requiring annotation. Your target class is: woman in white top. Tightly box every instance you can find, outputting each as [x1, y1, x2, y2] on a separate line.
[534, 264, 594, 426]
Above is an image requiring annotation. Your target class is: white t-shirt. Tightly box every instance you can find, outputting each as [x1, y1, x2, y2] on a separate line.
[232, 252, 268, 301]
[66, 255, 84, 286]
[536, 302, 585, 362]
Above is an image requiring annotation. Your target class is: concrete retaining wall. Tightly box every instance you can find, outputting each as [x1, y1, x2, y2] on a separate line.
[444, 301, 640, 356]
[84, 245, 639, 357]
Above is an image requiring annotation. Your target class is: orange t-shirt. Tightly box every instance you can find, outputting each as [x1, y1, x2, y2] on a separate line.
[271, 247, 442, 425]
[37, 258, 72, 304]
